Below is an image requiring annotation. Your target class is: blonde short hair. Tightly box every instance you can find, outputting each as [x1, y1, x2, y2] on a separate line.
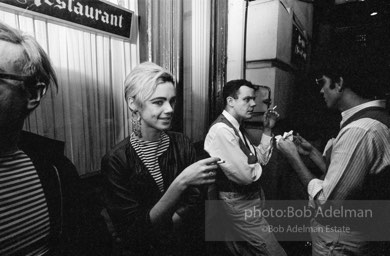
[0, 22, 58, 92]
[124, 62, 175, 108]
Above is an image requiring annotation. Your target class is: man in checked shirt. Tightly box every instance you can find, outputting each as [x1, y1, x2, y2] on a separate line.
[277, 53, 390, 255]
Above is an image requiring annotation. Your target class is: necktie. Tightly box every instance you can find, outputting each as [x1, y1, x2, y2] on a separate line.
[239, 125, 258, 164]
[239, 126, 251, 150]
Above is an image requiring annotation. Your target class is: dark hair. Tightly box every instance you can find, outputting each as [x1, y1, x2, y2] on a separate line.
[223, 79, 257, 106]
[316, 50, 389, 100]
[315, 58, 341, 90]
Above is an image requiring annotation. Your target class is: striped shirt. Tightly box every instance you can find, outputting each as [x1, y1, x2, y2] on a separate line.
[308, 100, 390, 202]
[130, 132, 170, 192]
[0, 150, 51, 256]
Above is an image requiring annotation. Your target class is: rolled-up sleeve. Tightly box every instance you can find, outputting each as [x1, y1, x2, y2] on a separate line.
[205, 123, 262, 185]
[308, 124, 380, 204]
[308, 178, 324, 200]
[255, 133, 273, 165]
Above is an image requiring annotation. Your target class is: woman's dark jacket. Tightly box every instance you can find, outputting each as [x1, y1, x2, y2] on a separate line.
[101, 131, 203, 255]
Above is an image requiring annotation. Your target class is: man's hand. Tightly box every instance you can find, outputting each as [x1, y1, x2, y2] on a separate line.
[263, 106, 279, 130]
[277, 138, 300, 159]
[293, 134, 313, 156]
[277, 138, 316, 187]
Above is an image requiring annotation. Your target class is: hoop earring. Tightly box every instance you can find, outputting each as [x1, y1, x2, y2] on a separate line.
[132, 112, 142, 138]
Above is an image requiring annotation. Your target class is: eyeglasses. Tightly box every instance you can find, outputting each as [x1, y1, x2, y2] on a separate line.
[0, 72, 46, 92]
[0, 72, 36, 84]
[315, 77, 326, 87]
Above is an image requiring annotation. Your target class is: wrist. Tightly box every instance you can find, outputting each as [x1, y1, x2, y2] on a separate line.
[263, 127, 272, 136]
[172, 175, 188, 191]
[308, 148, 316, 159]
[286, 151, 300, 163]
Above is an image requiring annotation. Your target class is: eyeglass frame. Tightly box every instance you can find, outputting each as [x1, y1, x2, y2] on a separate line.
[0, 72, 46, 90]
[315, 77, 326, 86]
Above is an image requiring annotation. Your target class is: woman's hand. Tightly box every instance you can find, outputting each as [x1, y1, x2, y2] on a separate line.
[176, 157, 220, 188]
[172, 212, 183, 231]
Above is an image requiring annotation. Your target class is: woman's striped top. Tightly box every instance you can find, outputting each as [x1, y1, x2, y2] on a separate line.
[130, 132, 170, 192]
[0, 150, 50, 256]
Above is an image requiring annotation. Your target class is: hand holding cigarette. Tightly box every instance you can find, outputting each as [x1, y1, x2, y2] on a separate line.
[263, 105, 280, 129]
[266, 105, 280, 119]
[208, 159, 225, 165]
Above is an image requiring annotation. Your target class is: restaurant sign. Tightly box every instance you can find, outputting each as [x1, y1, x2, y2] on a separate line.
[0, 0, 133, 40]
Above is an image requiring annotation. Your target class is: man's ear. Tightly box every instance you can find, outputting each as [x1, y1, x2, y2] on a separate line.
[26, 85, 47, 111]
[335, 77, 344, 92]
[226, 96, 235, 107]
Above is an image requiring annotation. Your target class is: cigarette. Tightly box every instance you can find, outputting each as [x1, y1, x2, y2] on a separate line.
[272, 105, 277, 110]
[217, 160, 225, 164]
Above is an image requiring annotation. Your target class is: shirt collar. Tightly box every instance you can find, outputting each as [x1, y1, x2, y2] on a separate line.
[222, 110, 241, 130]
[340, 100, 386, 127]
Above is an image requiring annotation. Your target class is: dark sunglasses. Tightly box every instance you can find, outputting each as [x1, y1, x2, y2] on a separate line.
[0, 72, 36, 83]
[0, 72, 45, 90]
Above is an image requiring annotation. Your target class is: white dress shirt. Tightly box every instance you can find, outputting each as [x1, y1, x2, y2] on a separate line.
[204, 110, 273, 185]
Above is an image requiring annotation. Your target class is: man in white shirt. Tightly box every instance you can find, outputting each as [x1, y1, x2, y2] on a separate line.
[204, 79, 286, 256]
[277, 55, 390, 255]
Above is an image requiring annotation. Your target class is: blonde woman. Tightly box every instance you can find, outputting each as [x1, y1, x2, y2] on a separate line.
[102, 62, 219, 255]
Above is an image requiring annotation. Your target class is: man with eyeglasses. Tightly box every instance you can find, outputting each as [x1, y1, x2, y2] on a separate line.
[0, 22, 83, 255]
[277, 54, 390, 255]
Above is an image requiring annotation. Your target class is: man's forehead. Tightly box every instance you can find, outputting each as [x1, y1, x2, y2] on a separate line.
[237, 85, 255, 96]
[0, 40, 26, 74]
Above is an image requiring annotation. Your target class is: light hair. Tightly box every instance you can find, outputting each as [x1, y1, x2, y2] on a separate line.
[0, 22, 58, 92]
[124, 62, 175, 109]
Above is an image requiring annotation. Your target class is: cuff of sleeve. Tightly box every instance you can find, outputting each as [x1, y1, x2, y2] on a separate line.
[260, 133, 273, 147]
[175, 206, 187, 219]
[145, 209, 152, 226]
[308, 179, 323, 199]
[252, 164, 262, 181]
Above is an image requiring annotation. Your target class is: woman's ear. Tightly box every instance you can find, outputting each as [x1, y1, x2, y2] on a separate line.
[127, 97, 138, 112]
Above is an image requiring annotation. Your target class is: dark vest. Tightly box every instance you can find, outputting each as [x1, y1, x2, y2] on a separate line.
[324, 106, 390, 200]
[210, 114, 262, 194]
